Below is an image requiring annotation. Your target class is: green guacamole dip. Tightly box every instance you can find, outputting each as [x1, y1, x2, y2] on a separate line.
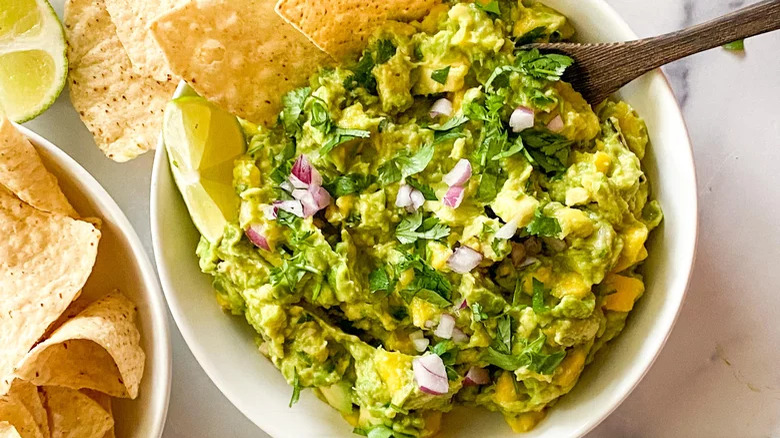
[196, 1, 663, 435]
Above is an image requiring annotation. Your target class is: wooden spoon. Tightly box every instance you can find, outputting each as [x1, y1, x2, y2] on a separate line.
[523, 0, 780, 104]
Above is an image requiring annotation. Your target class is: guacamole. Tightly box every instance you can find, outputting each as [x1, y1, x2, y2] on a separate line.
[196, 1, 663, 435]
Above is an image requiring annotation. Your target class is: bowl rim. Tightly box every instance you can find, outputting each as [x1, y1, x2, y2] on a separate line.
[149, 0, 699, 435]
[15, 123, 173, 438]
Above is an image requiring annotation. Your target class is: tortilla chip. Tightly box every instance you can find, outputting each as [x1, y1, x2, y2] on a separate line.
[6, 383, 47, 438]
[41, 387, 113, 438]
[0, 187, 101, 394]
[0, 422, 22, 438]
[14, 292, 145, 400]
[64, 0, 177, 162]
[0, 118, 75, 217]
[0, 392, 43, 438]
[150, 0, 333, 125]
[103, 0, 184, 81]
[80, 391, 114, 438]
[275, 0, 439, 60]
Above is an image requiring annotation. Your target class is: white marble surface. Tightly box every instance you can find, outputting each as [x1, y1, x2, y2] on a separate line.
[25, 0, 780, 436]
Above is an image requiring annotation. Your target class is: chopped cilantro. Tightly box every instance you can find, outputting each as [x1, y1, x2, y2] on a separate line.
[375, 39, 397, 64]
[369, 268, 392, 293]
[492, 135, 526, 161]
[308, 96, 331, 134]
[520, 128, 572, 174]
[377, 144, 435, 186]
[475, 0, 501, 15]
[324, 173, 375, 197]
[395, 251, 452, 304]
[465, 93, 508, 202]
[514, 49, 574, 82]
[532, 278, 551, 314]
[344, 52, 377, 92]
[280, 87, 311, 135]
[430, 114, 469, 145]
[493, 314, 513, 354]
[269, 140, 297, 184]
[484, 333, 567, 374]
[431, 66, 451, 85]
[320, 128, 371, 155]
[411, 289, 452, 307]
[525, 208, 562, 238]
[723, 39, 745, 51]
[406, 177, 437, 201]
[311, 281, 322, 301]
[289, 371, 301, 407]
[395, 212, 450, 244]
[515, 26, 548, 46]
[471, 303, 489, 322]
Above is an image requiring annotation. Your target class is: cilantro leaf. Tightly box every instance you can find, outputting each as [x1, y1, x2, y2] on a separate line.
[412, 289, 452, 307]
[493, 314, 513, 354]
[520, 128, 572, 174]
[484, 333, 567, 374]
[324, 173, 374, 197]
[394, 250, 452, 305]
[377, 160, 403, 186]
[308, 96, 331, 134]
[723, 39, 745, 51]
[369, 268, 392, 293]
[431, 66, 451, 85]
[525, 208, 562, 238]
[280, 87, 311, 135]
[320, 128, 371, 155]
[475, 0, 501, 15]
[515, 26, 548, 46]
[471, 303, 489, 322]
[395, 212, 450, 244]
[431, 114, 469, 145]
[344, 52, 377, 92]
[532, 278, 551, 314]
[269, 140, 297, 184]
[375, 39, 397, 64]
[514, 49, 574, 81]
[406, 177, 437, 201]
[377, 144, 435, 186]
[431, 114, 469, 132]
[492, 135, 526, 161]
[289, 371, 301, 407]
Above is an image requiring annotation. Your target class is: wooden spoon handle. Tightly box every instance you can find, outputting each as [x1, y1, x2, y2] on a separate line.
[638, 0, 780, 68]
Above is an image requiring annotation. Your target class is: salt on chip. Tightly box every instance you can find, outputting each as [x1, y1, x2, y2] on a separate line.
[64, 0, 177, 162]
[14, 292, 145, 400]
[0, 392, 43, 438]
[6, 382, 48, 438]
[41, 387, 113, 438]
[103, 0, 184, 81]
[0, 118, 75, 217]
[275, 0, 440, 60]
[0, 187, 101, 395]
[150, 0, 333, 126]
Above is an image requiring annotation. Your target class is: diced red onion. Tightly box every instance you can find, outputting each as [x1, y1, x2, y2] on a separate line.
[413, 354, 449, 395]
[299, 191, 320, 218]
[263, 205, 278, 220]
[274, 200, 304, 217]
[464, 366, 490, 386]
[291, 155, 322, 186]
[495, 217, 520, 240]
[430, 98, 453, 118]
[451, 328, 469, 344]
[311, 186, 331, 210]
[509, 106, 535, 133]
[291, 188, 308, 200]
[280, 180, 294, 193]
[412, 338, 430, 352]
[245, 225, 270, 250]
[424, 320, 435, 329]
[443, 186, 465, 208]
[443, 159, 472, 187]
[547, 115, 564, 133]
[288, 174, 308, 190]
[395, 184, 413, 208]
[458, 299, 468, 310]
[434, 314, 456, 339]
[409, 189, 425, 212]
[447, 246, 483, 274]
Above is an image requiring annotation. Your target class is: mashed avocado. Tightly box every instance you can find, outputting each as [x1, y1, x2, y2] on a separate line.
[196, 1, 662, 435]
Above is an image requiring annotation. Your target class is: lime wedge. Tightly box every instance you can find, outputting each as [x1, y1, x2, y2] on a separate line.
[163, 96, 246, 243]
[0, 0, 67, 122]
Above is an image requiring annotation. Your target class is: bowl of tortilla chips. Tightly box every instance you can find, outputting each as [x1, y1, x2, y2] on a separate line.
[0, 119, 171, 438]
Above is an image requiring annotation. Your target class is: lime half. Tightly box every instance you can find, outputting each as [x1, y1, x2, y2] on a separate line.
[163, 96, 246, 243]
[0, 0, 67, 122]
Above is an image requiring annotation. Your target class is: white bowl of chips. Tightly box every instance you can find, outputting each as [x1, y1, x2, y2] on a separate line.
[151, 0, 697, 437]
[0, 121, 171, 438]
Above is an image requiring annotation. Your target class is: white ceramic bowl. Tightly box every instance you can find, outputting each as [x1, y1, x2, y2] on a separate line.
[15, 125, 172, 438]
[151, 0, 698, 436]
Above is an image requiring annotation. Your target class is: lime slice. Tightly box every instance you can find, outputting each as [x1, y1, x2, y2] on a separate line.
[163, 96, 246, 243]
[0, 0, 67, 122]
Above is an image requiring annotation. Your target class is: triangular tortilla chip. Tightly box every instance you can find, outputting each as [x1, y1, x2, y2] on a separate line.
[275, 0, 440, 60]
[64, 0, 177, 162]
[14, 292, 145, 400]
[0, 118, 75, 217]
[0, 422, 22, 438]
[80, 391, 114, 438]
[6, 382, 47, 438]
[0, 187, 101, 394]
[41, 387, 113, 438]
[150, 0, 333, 125]
[103, 0, 184, 81]
[0, 392, 43, 438]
